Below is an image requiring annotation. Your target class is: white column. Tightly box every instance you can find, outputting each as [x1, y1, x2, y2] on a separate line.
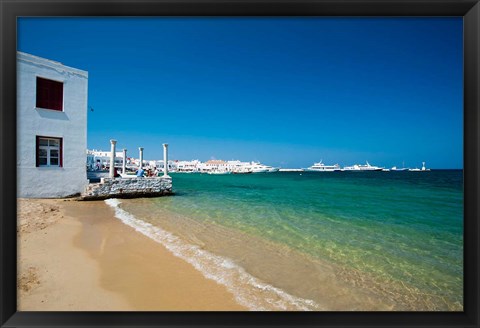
[163, 143, 169, 177]
[139, 147, 144, 169]
[109, 139, 117, 178]
[122, 149, 127, 174]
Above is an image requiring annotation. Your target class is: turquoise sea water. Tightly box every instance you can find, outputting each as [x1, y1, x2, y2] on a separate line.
[109, 170, 463, 311]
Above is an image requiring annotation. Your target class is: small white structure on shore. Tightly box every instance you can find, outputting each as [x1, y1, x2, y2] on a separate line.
[17, 52, 88, 198]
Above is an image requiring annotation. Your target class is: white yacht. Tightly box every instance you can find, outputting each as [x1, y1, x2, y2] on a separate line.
[248, 162, 278, 173]
[307, 161, 341, 172]
[231, 167, 253, 174]
[343, 161, 384, 171]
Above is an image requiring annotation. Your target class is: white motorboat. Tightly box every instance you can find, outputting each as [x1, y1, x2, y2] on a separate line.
[248, 162, 275, 173]
[231, 167, 253, 174]
[391, 166, 408, 171]
[343, 161, 384, 171]
[307, 161, 341, 172]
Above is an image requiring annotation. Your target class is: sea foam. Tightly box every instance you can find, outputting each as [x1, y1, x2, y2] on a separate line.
[104, 198, 323, 311]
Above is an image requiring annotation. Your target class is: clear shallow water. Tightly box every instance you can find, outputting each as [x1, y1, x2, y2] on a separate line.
[107, 170, 463, 311]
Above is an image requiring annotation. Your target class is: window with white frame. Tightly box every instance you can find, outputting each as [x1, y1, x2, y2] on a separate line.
[36, 136, 63, 167]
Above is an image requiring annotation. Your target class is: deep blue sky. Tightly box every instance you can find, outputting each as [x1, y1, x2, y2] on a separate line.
[18, 17, 463, 169]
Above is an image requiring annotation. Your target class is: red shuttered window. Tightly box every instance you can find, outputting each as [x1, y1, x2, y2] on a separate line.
[36, 77, 63, 111]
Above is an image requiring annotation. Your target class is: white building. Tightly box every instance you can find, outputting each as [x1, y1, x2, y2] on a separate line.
[17, 52, 88, 198]
[198, 160, 229, 172]
[87, 149, 125, 158]
[154, 160, 177, 172]
[86, 149, 126, 170]
[176, 160, 201, 172]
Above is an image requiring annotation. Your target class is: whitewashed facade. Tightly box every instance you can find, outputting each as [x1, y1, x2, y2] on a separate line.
[176, 160, 201, 172]
[86, 149, 126, 170]
[17, 52, 88, 198]
[154, 160, 177, 172]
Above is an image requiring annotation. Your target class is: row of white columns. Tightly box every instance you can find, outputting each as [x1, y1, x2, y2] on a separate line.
[109, 139, 169, 178]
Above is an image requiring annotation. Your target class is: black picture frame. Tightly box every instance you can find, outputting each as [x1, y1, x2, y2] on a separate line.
[1, 1, 479, 327]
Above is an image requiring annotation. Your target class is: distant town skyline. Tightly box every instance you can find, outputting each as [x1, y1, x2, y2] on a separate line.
[18, 17, 463, 169]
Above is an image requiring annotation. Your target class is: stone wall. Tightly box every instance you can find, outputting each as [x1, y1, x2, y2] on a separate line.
[81, 177, 173, 200]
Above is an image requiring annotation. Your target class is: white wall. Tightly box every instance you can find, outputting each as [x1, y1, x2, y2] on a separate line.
[17, 52, 88, 198]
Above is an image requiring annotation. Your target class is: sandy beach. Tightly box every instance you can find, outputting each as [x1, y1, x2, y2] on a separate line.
[17, 198, 246, 311]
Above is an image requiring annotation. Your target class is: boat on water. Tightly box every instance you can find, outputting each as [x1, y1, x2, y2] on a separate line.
[307, 161, 341, 172]
[231, 168, 253, 174]
[391, 161, 409, 171]
[409, 162, 430, 172]
[248, 162, 278, 173]
[343, 161, 384, 171]
[391, 166, 409, 171]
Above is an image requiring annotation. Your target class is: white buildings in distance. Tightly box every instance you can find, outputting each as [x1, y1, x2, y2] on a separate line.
[87, 148, 432, 174]
[86, 149, 279, 174]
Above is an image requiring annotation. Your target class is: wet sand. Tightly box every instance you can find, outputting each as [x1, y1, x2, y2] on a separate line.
[17, 198, 246, 311]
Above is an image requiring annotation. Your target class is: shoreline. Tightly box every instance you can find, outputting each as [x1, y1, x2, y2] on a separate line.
[118, 196, 462, 312]
[17, 185, 463, 311]
[17, 198, 246, 311]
